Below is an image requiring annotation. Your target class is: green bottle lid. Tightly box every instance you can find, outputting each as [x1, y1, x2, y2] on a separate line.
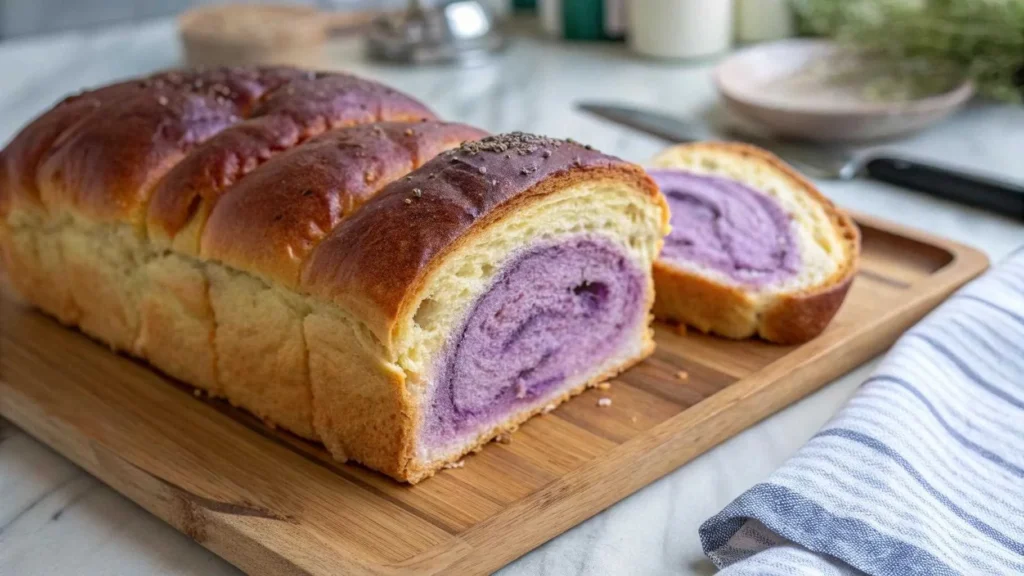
[562, 0, 604, 40]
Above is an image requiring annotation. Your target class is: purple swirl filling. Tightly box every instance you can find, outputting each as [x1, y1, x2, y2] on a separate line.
[423, 236, 645, 446]
[649, 169, 800, 287]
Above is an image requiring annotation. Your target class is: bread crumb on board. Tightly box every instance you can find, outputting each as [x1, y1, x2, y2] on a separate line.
[676, 370, 689, 381]
[192, 389, 202, 397]
[542, 403, 557, 414]
[630, 415, 638, 423]
[443, 460, 465, 470]
[595, 382, 611, 390]
[597, 397, 612, 407]
[495, 432, 513, 444]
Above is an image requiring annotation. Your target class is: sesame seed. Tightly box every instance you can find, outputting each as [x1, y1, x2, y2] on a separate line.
[412, 188, 422, 197]
[478, 166, 487, 174]
[597, 398, 612, 407]
[157, 96, 168, 106]
[676, 370, 689, 381]
[403, 198, 412, 204]
[404, 129, 414, 136]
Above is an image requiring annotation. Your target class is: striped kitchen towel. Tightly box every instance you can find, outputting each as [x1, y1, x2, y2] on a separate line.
[700, 246, 1024, 576]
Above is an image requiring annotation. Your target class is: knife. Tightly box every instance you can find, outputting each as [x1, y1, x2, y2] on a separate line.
[578, 102, 1024, 221]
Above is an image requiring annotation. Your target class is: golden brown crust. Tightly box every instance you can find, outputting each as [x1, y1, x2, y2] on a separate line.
[201, 121, 486, 287]
[652, 262, 759, 339]
[758, 272, 856, 344]
[304, 308, 413, 477]
[146, 73, 436, 250]
[302, 133, 662, 346]
[3, 79, 155, 214]
[32, 68, 310, 224]
[0, 225, 81, 324]
[652, 141, 860, 344]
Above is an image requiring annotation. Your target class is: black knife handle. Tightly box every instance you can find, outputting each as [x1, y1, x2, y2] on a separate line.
[864, 156, 1024, 221]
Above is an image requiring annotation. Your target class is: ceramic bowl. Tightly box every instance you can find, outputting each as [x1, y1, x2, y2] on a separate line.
[714, 39, 975, 142]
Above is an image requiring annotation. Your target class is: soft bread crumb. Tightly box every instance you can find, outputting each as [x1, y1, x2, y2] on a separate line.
[443, 460, 465, 469]
[495, 432, 513, 444]
[597, 397, 612, 407]
[676, 370, 689, 381]
[596, 382, 611, 390]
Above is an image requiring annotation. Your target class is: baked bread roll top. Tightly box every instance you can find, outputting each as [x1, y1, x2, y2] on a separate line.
[201, 121, 487, 288]
[303, 131, 666, 360]
[147, 73, 435, 253]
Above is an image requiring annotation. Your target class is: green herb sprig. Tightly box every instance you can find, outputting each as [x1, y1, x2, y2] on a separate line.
[792, 0, 1024, 102]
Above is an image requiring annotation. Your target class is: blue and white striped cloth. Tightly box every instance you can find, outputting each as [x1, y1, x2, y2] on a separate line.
[700, 247, 1024, 576]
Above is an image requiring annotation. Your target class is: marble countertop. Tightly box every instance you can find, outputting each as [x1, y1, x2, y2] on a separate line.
[1, 18, 1022, 576]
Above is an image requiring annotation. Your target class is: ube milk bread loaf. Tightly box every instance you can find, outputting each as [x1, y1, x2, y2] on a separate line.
[0, 66, 669, 481]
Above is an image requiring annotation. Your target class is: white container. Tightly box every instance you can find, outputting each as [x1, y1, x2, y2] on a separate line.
[736, 0, 794, 43]
[628, 0, 734, 59]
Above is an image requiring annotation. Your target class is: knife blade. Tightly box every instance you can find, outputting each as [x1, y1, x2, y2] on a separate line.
[578, 102, 1024, 221]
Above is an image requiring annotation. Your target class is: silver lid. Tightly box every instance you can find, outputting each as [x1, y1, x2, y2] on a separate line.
[365, 0, 506, 66]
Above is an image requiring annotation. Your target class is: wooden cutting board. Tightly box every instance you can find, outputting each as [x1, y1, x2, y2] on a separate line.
[0, 213, 988, 575]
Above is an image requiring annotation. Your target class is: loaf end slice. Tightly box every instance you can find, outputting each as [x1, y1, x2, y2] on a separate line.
[303, 133, 669, 481]
[649, 142, 859, 344]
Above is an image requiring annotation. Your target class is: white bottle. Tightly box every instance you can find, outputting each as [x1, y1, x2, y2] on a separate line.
[628, 0, 735, 59]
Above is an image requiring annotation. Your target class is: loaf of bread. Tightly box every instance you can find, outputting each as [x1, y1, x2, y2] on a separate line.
[648, 142, 859, 344]
[0, 67, 668, 482]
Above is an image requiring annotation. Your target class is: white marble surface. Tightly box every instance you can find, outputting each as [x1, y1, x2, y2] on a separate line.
[0, 18, 1022, 576]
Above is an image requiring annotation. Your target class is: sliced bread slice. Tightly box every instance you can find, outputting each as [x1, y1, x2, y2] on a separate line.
[648, 142, 859, 344]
